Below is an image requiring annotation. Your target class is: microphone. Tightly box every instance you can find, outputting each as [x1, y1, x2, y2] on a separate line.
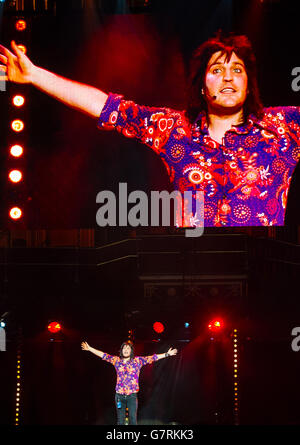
[202, 88, 217, 100]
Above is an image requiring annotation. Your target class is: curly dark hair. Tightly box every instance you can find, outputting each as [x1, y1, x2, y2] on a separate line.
[185, 31, 264, 123]
[119, 341, 135, 360]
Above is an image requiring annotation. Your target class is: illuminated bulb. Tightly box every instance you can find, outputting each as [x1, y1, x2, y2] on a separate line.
[9, 170, 22, 183]
[13, 95, 25, 107]
[11, 120, 24, 132]
[153, 321, 164, 334]
[17, 45, 26, 54]
[15, 20, 27, 31]
[9, 207, 22, 220]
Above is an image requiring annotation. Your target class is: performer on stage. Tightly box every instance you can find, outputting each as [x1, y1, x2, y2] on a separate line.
[0, 32, 299, 226]
[81, 340, 177, 425]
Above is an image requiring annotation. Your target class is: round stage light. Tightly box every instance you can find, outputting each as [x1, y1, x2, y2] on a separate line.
[208, 318, 224, 332]
[47, 322, 62, 334]
[0, 321, 6, 328]
[9, 207, 22, 220]
[11, 120, 24, 132]
[15, 20, 27, 31]
[153, 321, 164, 334]
[9, 169, 22, 183]
[10, 145, 23, 157]
[12, 95, 25, 107]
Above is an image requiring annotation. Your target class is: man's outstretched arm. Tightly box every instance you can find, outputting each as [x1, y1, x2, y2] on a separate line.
[0, 40, 108, 118]
[81, 341, 105, 358]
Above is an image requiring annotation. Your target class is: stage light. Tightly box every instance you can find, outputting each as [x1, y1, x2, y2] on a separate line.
[11, 119, 24, 132]
[9, 207, 22, 220]
[47, 321, 62, 334]
[12, 95, 25, 107]
[9, 169, 22, 183]
[10, 145, 23, 157]
[17, 45, 26, 54]
[184, 322, 190, 328]
[0, 321, 6, 328]
[15, 343, 22, 426]
[232, 329, 239, 425]
[153, 321, 164, 334]
[208, 318, 224, 332]
[128, 329, 134, 343]
[15, 20, 27, 31]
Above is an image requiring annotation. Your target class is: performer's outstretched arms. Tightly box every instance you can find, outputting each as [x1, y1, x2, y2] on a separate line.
[81, 341, 105, 358]
[0, 40, 108, 118]
[156, 347, 178, 361]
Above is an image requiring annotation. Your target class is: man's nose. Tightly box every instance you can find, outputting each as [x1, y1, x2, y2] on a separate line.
[223, 67, 233, 81]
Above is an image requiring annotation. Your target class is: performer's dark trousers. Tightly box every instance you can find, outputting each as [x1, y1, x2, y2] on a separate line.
[115, 392, 138, 425]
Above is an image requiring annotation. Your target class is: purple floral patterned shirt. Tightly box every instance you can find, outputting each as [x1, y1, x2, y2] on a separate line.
[97, 93, 300, 227]
[102, 353, 158, 395]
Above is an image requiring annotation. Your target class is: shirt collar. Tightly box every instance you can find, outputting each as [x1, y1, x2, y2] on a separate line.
[194, 111, 278, 137]
[194, 111, 209, 135]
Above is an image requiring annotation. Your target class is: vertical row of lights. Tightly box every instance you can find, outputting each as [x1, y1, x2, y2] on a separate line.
[233, 329, 239, 424]
[125, 329, 134, 425]
[128, 329, 134, 343]
[15, 332, 22, 426]
[8, 18, 28, 222]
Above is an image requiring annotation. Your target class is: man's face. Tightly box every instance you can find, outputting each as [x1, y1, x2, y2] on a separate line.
[122, 344, 132, 357]
[204, 51, 248, 114]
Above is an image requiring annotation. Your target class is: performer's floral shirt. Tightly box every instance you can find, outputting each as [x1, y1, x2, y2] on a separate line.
[97, 94, 300, 227]
[101, 353, 158, 395]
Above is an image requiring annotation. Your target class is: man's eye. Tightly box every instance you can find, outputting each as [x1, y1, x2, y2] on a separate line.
[233, 67, 242, 73]
[212, 68, 222, 74]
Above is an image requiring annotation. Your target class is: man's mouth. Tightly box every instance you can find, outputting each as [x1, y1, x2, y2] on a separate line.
[220, 87, 236, 94]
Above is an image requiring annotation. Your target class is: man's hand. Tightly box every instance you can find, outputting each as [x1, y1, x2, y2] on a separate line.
[0, 40, 107, 117]
[167, 347, 177, 356]
[81, 341, 90, 351]
[0, 40, 34, 83]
